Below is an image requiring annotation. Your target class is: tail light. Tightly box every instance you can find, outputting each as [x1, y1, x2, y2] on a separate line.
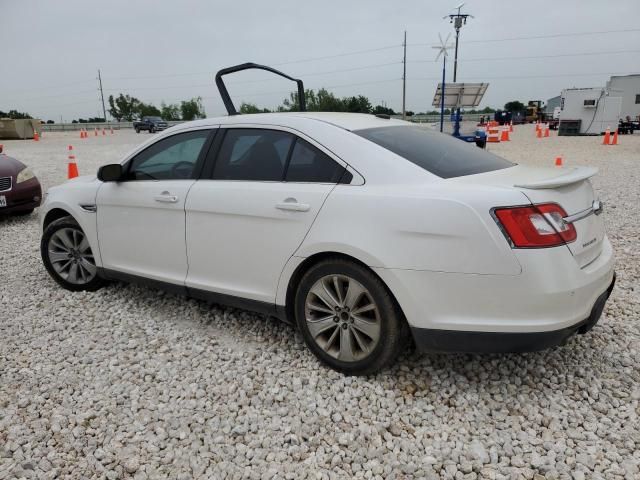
[493, 203, 576, 248]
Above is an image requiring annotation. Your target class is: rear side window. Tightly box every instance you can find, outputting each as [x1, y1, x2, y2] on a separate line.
[285, 138, 346, 183]
[354, 126, 513, 178]
[212, 129, 293, 181]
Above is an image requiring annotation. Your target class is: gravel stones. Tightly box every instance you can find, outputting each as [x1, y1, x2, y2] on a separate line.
[1, 128, 639, 478]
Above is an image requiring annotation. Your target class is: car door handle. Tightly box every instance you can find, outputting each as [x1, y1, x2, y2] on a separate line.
[276, 198, 310, 212]
[154, 192, 179, 203]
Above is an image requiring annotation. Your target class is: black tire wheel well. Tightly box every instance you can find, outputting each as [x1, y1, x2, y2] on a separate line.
[43, 208, 74, 229]
[284, 252, 410, 332]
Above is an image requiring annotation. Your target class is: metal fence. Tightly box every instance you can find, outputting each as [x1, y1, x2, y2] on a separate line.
[41, 121, 185, 132]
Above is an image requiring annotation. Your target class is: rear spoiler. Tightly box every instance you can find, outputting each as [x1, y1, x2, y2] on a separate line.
[514, 166, 598, 190]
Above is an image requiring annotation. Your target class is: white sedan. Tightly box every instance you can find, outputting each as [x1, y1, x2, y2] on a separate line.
[40, 112, 615, 375]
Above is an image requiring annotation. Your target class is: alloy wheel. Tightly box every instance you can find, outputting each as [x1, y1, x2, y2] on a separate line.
[48, 227, 97, 285]
[304, 274, 381, 362]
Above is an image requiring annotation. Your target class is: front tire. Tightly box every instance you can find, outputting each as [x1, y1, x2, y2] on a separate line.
[294, 258, 407, 375]
[41, 216, 105, 291]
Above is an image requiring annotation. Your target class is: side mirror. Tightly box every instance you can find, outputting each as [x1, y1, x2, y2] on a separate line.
[97, 164, 123, 182]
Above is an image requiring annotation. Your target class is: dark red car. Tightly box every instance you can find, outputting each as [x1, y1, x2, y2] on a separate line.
[0, 145, 42, 215]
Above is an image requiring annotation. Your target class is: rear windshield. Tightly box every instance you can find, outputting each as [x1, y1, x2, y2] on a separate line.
[354, 125, 514, 178]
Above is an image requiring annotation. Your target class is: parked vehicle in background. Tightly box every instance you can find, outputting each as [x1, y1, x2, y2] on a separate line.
[133, 116, 168, 134]
[0, 145, 42, 215]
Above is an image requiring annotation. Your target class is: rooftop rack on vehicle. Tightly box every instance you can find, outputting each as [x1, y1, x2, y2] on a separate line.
[215, 63, 306, 115]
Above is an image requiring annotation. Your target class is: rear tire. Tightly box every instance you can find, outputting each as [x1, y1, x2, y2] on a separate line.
[41, 216, 105, 292]
[294, 258, 408, 375]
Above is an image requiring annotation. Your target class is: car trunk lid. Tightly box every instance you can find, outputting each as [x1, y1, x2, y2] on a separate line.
[451, 164, 605, 268]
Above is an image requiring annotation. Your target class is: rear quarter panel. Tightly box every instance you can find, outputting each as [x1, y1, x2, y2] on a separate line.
[294, 182, 527, 275]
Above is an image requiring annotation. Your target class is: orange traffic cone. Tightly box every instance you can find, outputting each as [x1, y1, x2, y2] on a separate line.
[555, 155, 563, 167]
[80, 129, 84, 139]
[102, 128, 106, 136]
[33, 131, 39, 142]
[544, 125, 550, 138]
[500, 127, 510, 141]
[110, 127, 114, 135]
[67, 145, 79, 179]
[603, 127, 611, 145]
[611, 129, 618, 145]
[94, 128, 98, 137]
[536, 128, 542, 138]
[509, 121, 513, 133]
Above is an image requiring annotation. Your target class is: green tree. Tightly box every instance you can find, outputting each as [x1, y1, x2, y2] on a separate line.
[160, 102, 181, 120]
[180, 97, 205, 121]
[0, 109, 32, 119]
[138, 103, 162, 117]
[345, 95, 372, 113]
[504, 101, 525, 113]
[108, 94, 141, 121]
[239, 102, 271, 114]
[373, 105, 396, 115]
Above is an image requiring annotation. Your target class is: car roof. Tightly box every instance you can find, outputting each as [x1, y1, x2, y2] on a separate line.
[181, 112, 411, 132]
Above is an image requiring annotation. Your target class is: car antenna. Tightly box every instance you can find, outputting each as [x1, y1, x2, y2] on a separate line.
[214, 63, 306, 116]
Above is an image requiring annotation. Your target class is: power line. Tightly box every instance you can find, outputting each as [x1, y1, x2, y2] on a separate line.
[271, 45, 400, 66]
[410, 27, 640, 46]
[412, 71, 634, 81]
[412, 49, 640, 63]
[6, 80, 96, 97]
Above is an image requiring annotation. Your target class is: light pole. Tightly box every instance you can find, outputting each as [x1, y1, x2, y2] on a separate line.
[444, 3, 473, 136]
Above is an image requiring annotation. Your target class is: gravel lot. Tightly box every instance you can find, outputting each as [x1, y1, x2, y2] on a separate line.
[1, 126, 639, 479]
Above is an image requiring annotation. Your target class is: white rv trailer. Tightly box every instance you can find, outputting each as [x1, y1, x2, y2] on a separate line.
[558, 74, 639, 134]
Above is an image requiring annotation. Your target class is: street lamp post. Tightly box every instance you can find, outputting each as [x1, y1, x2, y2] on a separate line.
[444, 3, 473, 137]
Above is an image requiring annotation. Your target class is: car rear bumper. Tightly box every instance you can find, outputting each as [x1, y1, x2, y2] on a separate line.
[0, 179, 42, 214]
[410, 273, 615, 353]
[374, 235, 615, 352]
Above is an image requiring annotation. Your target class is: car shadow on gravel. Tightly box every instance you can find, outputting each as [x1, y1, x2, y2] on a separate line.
[93, 281, 629, 395]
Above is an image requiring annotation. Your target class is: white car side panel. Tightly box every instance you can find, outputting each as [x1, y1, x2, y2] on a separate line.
[295, 183, 525, 275]
[185, 181, 334, 303]
[375, 235, 614, 332]
[96, 180, 194, 285]
[40, 178, 103, 267]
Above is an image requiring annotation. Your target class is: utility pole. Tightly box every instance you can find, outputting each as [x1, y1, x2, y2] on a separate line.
[402, 31, 407, 120]
[444, 4, 473, 136]
[98, 69, 107, 122]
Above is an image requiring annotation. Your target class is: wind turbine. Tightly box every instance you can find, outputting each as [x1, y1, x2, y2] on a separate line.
[432, 33, 454, 133]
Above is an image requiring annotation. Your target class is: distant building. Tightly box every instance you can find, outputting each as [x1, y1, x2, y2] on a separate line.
[607, 74, 640, 120]
[545, 95, 561, 114]
[558, 74, 640, 134]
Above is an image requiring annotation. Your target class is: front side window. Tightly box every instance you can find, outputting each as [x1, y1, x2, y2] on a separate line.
[355, 126, 513, 179]
[212, 129, 293, 181]
[285, 138, 346, 183]
[127, 130, 209, 180]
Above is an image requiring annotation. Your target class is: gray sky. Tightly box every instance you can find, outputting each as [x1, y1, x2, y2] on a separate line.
[1, 0, 638, 121]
